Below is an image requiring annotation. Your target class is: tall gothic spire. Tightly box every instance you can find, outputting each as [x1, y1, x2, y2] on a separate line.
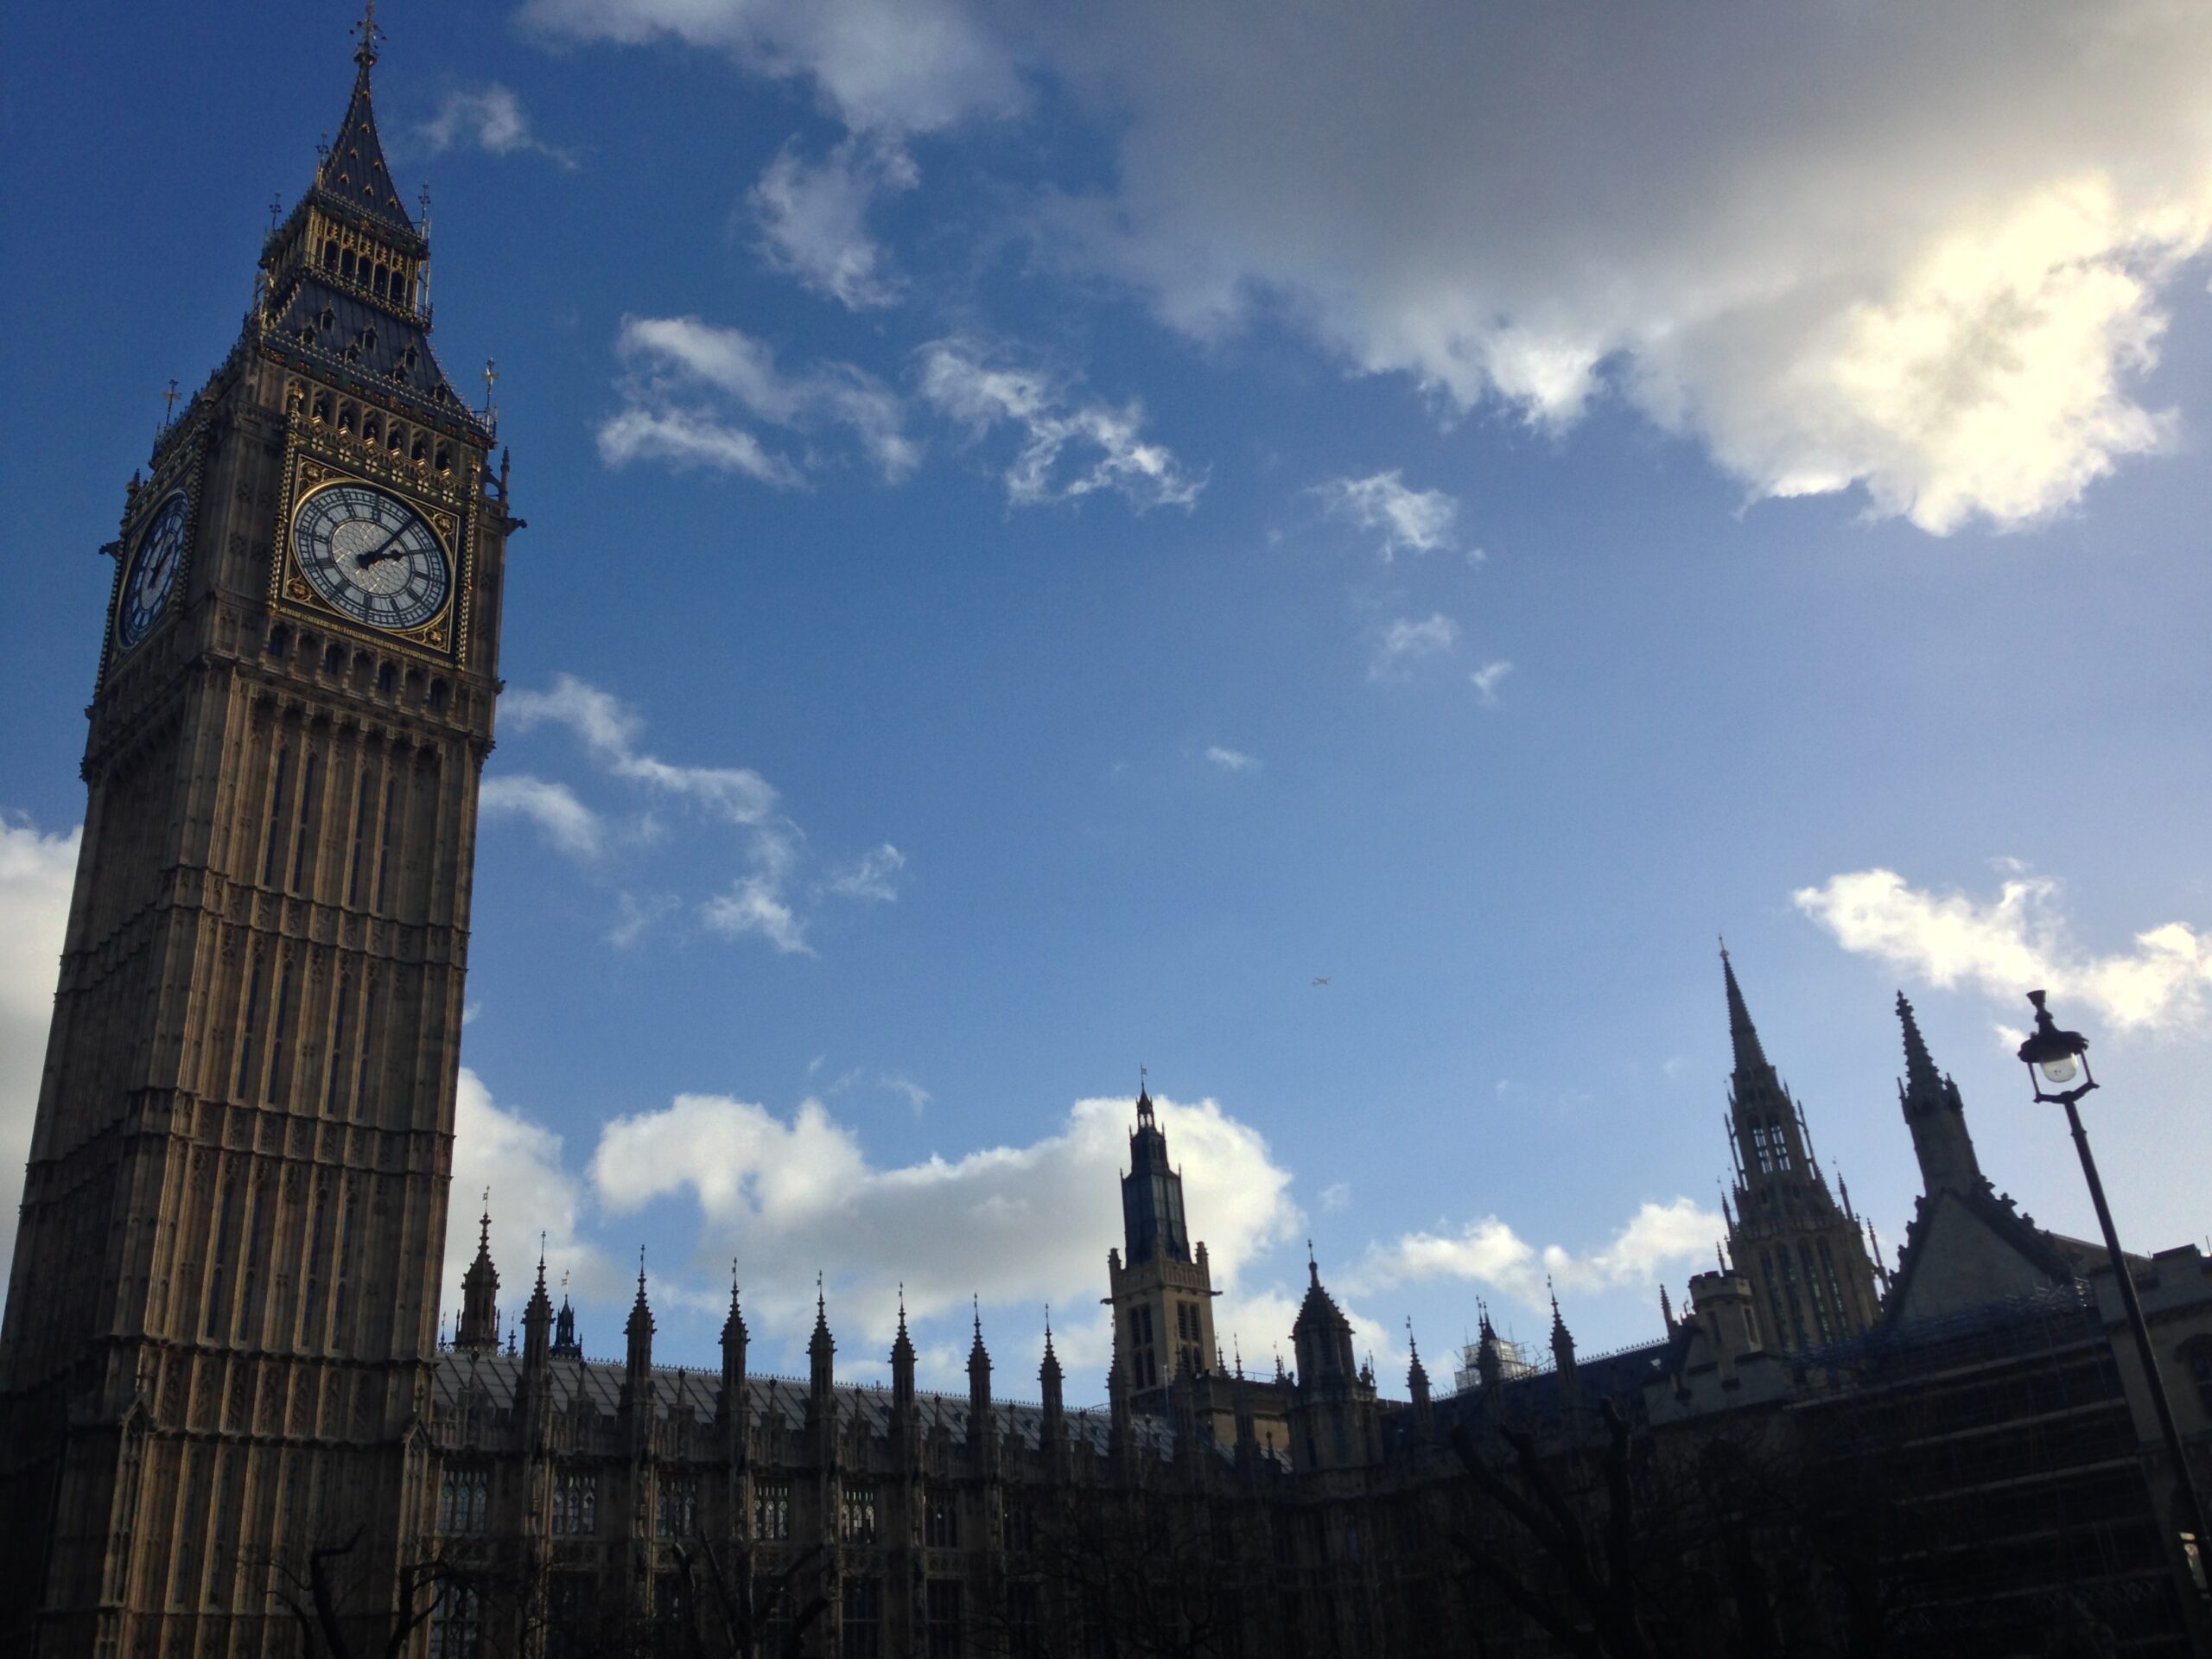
[456, 1193, 500, 1351]
[1720, 943, 1770, 1077]
[520, 1236, 551, 1370]
[317, 3, 417, 238]
[809, 1276, 835, 1399]
[1896, 991, 1985, 1198]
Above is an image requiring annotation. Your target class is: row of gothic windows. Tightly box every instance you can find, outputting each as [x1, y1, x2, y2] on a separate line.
[553, 1470, 596, 1535]
[1747, 1115, 1795, 1175]
[754, 1479, 792, 1541]
[200, 1166, 353, 1348]
[297, 379, 449, 471]
[319, 237, 415, 307]
[437, 1466, 488, 1534]
[264, 625, 453, 715]
[1761, 1236, 1851, 1351]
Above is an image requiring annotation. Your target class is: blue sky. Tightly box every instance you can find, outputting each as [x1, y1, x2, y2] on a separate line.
[3, 1, 2209, 1396]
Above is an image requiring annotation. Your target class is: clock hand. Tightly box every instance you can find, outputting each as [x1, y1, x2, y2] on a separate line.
[353, 525, 406, 570]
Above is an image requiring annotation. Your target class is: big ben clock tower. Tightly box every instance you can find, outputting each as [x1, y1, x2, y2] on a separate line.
[0, 16, 516, 1653]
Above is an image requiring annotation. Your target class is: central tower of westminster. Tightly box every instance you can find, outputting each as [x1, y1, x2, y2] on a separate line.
[6, 18, 2208, 1659]
[0, 16, 515, 1651]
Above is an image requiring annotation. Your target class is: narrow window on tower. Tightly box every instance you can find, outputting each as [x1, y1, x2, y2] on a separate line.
[266, 960, 297, 1105]
[373, 776, 399, 911]
[261, 747, 293, 886]
[354, 978, 378, 1119]
[1769, 1116, 1793, 1172]
[346, 769, 373, 905]
[333, 1190, 355, 1341]
[325, 975, 353, 1114]
[205, 1179, 236, 1338]
[302, 1185, 333, 1345]
[290, 753, 322, 893]
[1802, 1241, 1834, 1344]
[234, 957, 266, 1098]
[1819, 1238, 1850, 1333]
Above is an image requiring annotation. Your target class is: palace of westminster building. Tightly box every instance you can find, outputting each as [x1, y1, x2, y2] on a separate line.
[3, 23, 2209, 1659]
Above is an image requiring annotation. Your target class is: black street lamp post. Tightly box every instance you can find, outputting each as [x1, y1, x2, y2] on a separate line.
[2016, 990, 2208, 1598]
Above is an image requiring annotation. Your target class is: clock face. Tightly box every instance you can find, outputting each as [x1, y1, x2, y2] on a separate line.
[118, 492, 190, 650]
[292, 482, 452, 632]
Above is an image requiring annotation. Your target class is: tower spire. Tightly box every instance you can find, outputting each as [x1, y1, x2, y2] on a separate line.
[1896, 991, 1984, 1198]
[1719, 939, 1769, 1075]
[353, 1, 383, 72]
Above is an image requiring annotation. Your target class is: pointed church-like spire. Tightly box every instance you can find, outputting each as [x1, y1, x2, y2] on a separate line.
[1720, 941, 1770, 1077]
[317, 2, 419, 239]
[456, 1192, 501, 1351]
[1897, 991, 1985, 1198]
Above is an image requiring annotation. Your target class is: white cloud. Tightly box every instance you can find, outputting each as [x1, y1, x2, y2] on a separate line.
[596, 406, 807, 486]
[600, 315, 918, 485]
[1795, 867, 2212, 1033]
[1313, 471, 1459, 559]
[444, 1067, 610, 1328]
[418, 85, 577, 168]
[479, 774, 605, 857]
[1204, 746, 1259, 773]
[1353, 1197, 1723, 1310]
[917, 339, 1205, 511]
[824, 843, 906, 903]
[1369, 613, 1457, 680]
[1319, 1181, 1351, 1213]
[503, 673, 781, 825]
[497, 674, 897, 958]
[588, 1090, 1299, 1360]
[702, 873, 813, 955]
[522, 0, 1025, 137]
[1041, 2, 2212, 533]
[752, 137, 918, 308]
[0, 817, 79, 1275]
[880, 1072, 933, 1115]
[1470, 659, 1514, 704]
[533, 3, 2212, 532]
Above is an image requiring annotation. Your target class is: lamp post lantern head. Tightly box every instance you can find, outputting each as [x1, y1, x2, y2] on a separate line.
[2017, 990, 2096, 1104]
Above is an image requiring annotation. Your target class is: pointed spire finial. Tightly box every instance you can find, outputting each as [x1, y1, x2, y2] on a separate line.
[353, 0, 383, 71]
[1720, 941, 1770, 1074]
[1897, 989, 1944, 1096]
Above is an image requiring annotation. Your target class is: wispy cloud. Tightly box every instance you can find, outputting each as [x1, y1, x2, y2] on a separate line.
[824, 843, 906, 903]
[879, 1072, 933, 1115]
[504, 674, 780, 824]
[599, 315, 918, 485]
[1313, 471, 1459, 559]
[1205, 745, 1260, 772]
[418, 85, 577, 169]
[917, 339, 1205, 511]
[1370, 613, 1458, 680]
[479, 774, 605, 857]
[1796, 867, 2212, 1033]
[751, 137, 918, 308]
[1470, 659, 1514, 704]
[487, 675, 899, 959]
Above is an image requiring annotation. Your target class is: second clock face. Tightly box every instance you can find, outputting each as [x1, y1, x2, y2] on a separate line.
[292, 482, 452, 631]
[118, 490, 190, 650]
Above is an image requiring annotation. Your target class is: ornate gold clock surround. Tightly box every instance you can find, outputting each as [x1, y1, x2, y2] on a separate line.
[271, 428, 474, 659]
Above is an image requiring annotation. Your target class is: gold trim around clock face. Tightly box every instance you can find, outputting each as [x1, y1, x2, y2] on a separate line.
[276, 454, 467, 657]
